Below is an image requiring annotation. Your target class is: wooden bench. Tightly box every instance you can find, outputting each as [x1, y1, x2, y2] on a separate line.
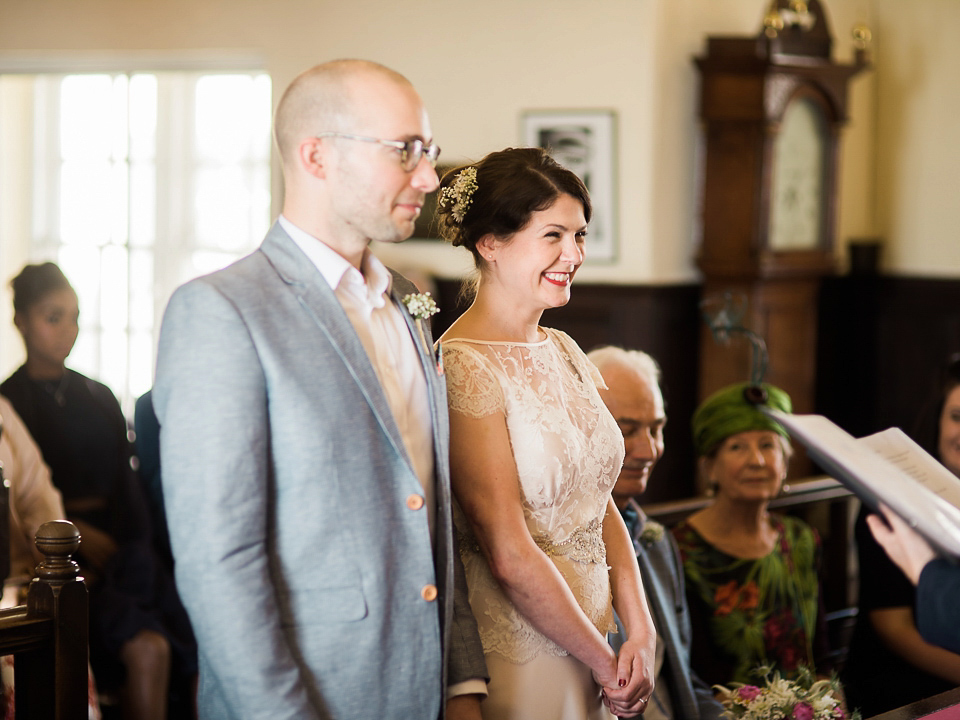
[0, 520, 88, 719]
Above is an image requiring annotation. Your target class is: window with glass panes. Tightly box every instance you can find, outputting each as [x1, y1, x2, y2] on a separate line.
[1, 70, 272, 412]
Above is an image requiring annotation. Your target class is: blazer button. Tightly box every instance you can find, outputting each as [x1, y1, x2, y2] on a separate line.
[406, 494, 424, 511]
[421, 584, 438, 602]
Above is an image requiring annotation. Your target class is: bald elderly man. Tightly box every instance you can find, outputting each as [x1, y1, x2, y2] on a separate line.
[154, 60, 486, 720]
[588, 347, 724, 720]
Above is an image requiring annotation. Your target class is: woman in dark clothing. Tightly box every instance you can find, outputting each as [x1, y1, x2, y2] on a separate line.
[2, 262, 196, 720]
[842, 355, 960, 716]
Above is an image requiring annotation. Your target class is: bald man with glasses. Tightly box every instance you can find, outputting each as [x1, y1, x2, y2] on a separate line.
[154, 59, 487, 720]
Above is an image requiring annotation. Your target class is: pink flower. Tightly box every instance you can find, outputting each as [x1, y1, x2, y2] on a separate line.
[737, 685, 762, 702]
[833, 707, 848, 719]
[792, 702, 814, 720]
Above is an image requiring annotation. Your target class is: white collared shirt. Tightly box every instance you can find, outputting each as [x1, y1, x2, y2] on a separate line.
[279, 215, 436, 536]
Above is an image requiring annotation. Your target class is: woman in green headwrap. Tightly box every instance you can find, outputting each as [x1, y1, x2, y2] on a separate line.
[670, 383, 830, 687]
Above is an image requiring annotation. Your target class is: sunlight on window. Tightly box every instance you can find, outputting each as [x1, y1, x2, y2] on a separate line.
[60, 75, 118, 161]
[196, 75, 272, 161]
[195, 166, 262, 250]
[8, 68, 272, 411]
[129, 75, 157, 161]
[60, 161, 116, 246]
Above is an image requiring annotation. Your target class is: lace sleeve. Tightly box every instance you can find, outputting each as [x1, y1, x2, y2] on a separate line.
[442, 343, 505, 419]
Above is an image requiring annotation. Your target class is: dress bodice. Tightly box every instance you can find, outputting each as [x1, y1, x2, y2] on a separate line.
[443, 327, 624, 663]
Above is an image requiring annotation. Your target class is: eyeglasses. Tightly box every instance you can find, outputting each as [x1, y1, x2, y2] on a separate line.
[316, 132, 440, 172]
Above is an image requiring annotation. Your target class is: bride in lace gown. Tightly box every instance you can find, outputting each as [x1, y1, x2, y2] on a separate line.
[435, 148, 657, 719]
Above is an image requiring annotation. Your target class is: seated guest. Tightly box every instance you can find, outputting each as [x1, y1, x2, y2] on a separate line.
[0, 395, 103, 718]
[134, 390, 174, 572]
[844, 355, 960, 715]
[1, 262, 196, 720]
[671, 383, 831, 686]
[589, 346, 724, 720]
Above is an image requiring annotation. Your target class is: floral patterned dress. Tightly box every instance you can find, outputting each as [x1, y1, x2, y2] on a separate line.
[443, 327, 623, 720]
[671, 515, 824, 687]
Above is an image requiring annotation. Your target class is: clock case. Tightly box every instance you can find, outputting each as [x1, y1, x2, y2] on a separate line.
[694, 0, 869, 280]
[692, 1, 870, 475]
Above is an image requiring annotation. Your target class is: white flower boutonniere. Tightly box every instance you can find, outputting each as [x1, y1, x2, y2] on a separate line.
[639, 521, 665, 548]
[402, 292, 443, 375]
[402, 292, 439, 321]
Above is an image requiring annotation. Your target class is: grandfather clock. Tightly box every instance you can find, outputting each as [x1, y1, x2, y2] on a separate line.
[694, 0, 869, 473]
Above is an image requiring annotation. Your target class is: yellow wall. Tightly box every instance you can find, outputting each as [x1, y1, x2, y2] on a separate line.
[873, 0, 960, 274]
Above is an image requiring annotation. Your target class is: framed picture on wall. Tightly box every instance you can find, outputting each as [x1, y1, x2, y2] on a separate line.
[522, 109, 618, 262]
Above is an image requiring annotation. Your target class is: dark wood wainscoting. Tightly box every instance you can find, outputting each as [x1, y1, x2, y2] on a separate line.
[432, 280, 703, 503]
[433, 273, 960, 503]
[817, 275, 960, 444]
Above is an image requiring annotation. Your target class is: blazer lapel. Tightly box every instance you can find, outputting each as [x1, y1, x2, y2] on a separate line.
[259, 224, 414, 473]
[387, 277, 453, 522]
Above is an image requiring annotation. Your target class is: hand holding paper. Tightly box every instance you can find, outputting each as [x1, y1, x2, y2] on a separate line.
[866, 504, 937, 585]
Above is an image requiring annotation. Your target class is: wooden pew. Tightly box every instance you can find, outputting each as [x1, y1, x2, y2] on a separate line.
[0, 520, 88, 719]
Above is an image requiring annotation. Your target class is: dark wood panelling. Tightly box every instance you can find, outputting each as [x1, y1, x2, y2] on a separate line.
[431, 274, 960, 505]
[817, 275, 960, 442]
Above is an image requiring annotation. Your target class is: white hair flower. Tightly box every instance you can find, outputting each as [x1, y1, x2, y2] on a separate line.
[439, 166, 478, 224]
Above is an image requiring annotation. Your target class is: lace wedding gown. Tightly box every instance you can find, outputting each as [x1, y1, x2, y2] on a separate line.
[444, 328, 624, 720]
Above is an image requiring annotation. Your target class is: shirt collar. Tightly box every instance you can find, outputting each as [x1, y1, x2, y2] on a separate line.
[279, 215, 392, 306]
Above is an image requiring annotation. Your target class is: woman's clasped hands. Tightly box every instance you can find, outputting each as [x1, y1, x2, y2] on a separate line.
[594, 634, 656, 717]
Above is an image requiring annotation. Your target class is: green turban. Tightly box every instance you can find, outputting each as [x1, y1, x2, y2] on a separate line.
[692, 382, 792, 457]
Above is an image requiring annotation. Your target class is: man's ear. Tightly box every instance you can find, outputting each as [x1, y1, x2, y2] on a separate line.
[13, 311, 25, 335]
[298, 136, 327, 180]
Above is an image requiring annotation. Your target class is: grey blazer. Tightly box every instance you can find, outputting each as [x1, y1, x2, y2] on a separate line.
[154, 222, 486, 720]
[618, 499, 724, 720]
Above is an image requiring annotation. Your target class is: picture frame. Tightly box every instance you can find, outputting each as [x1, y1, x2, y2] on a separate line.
[521, 109, 618, 262]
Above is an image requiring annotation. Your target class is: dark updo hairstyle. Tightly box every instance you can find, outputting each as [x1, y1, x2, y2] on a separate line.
[435, 147, 592, 268]
[10, 262, 74, 315]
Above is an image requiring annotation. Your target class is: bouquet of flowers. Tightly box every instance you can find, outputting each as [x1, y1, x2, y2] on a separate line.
[714, 666, 860, 720]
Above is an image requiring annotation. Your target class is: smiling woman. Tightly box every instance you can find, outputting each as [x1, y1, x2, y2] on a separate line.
[670, 382, 832, 689]
[434, 147, 657, 719]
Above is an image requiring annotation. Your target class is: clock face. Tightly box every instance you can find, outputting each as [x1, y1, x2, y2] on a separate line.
[769, 96, 828, 251]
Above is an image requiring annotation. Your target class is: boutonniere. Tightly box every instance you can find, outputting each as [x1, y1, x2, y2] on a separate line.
[402, 292, 443, 375]
[639, 521, 665, 548]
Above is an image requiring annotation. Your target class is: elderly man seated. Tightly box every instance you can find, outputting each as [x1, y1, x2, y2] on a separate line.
[588, 346, 724, 720]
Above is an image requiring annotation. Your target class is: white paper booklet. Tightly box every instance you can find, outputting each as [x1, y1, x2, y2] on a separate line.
[765, 410, 960, 558]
